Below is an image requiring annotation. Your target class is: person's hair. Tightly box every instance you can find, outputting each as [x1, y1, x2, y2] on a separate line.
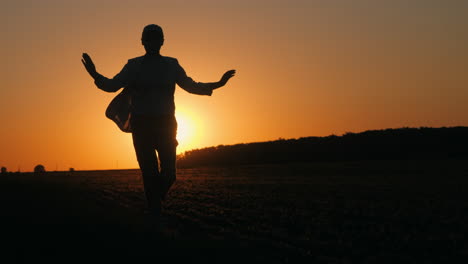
[142, 24, 164, 42]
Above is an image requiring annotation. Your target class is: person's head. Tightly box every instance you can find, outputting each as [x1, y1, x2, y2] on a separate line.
[141, 24, 164, 54]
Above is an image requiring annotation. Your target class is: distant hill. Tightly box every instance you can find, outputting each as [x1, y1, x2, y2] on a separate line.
[176, 127, 468, 168]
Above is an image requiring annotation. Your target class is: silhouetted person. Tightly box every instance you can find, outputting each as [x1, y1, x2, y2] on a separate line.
[82, 24, 235, 217]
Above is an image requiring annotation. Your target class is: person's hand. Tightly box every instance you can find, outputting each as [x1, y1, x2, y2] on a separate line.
[219, 70, 236, 86]
[81, 53, 98, 79]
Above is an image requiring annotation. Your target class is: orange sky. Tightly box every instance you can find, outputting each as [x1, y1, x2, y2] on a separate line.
[2, 0, 468, 171]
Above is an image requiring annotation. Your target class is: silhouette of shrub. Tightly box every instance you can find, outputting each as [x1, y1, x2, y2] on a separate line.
[69, 168, 75, 172]
[1, 167, 7, 174]
[34, 164, 46, 174]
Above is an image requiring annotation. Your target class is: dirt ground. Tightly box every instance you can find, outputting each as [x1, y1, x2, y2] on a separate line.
[1, 160, 468, 263]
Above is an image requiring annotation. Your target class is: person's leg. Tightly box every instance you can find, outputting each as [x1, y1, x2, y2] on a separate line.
[156, 115, 178, 201]
[158, 141, 177, 201]
[132, 119, 162, 216]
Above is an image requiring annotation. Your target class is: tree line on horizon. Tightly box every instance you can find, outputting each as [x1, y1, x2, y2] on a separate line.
[0, 165, 75, 175]
[2, 126, 466, 173]
[176, 126, 468, 168]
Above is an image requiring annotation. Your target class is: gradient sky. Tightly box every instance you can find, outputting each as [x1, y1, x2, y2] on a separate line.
[2, 0, 468, 171]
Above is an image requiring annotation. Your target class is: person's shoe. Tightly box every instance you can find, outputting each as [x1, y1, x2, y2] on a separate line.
[153, 215, 175, 238]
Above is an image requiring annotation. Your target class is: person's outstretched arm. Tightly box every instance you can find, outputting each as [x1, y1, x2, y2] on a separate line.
[176, 60, 236, 95]
[81, 53, 131, 92]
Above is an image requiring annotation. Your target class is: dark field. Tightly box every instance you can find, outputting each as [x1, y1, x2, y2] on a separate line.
[1, 160, 468, 263]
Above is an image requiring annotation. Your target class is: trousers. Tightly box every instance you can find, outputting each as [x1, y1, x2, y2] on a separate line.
[131, 114, 178, 215]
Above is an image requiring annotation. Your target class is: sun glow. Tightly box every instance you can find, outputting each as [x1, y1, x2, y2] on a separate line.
[175, 109, 203, 153]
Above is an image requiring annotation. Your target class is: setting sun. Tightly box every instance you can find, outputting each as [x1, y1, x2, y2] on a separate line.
[175, 108, 203, 154]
